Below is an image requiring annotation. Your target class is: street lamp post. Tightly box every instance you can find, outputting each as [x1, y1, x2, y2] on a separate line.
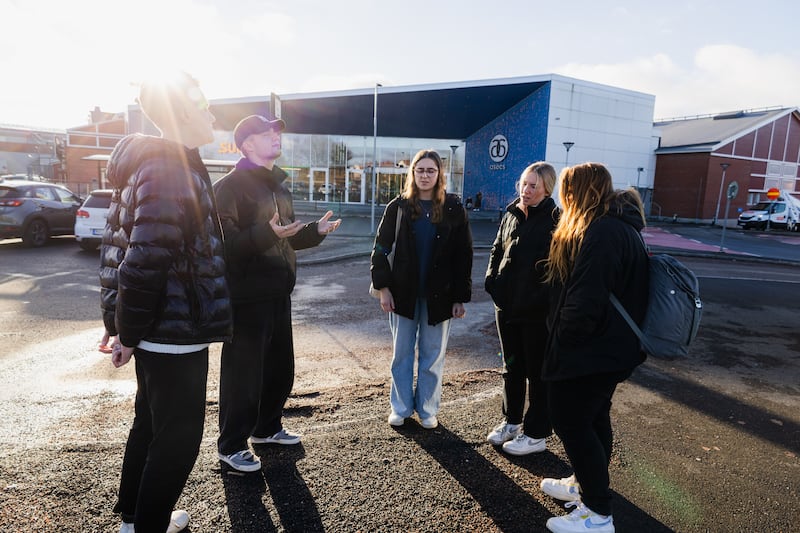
[370, 83, 382, 234]
[563, 142, 574, 166]
[713, 163, 730, 227]
[448, 144, 459, 193]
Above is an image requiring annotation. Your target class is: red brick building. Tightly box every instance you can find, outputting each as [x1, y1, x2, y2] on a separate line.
[652, 107, 800, 223]
[64, 110, 126, 196]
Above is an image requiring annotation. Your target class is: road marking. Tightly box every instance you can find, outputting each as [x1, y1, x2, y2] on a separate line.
[0, 271, 76, 281]
[697, 274, 800, 284]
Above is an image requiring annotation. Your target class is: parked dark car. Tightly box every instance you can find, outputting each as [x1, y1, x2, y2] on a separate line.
[0, 179, 83, 247]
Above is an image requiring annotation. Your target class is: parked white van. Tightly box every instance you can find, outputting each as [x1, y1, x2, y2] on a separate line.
[738, 194, 800, 231]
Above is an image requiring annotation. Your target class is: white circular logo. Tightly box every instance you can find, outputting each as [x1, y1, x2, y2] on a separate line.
[489, 135, 508, 163]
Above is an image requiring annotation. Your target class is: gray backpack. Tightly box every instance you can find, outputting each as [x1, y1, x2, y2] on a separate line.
[610, 252, 703, 359]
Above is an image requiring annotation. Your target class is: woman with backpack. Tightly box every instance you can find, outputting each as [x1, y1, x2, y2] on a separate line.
[539, 163, 648, 533]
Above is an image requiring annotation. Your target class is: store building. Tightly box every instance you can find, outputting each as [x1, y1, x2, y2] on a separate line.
[124, 73, 656, 211]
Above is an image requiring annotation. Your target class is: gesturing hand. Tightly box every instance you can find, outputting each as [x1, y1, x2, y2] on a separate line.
[317, 210, 342, 235]
[269, 212, 304, 239]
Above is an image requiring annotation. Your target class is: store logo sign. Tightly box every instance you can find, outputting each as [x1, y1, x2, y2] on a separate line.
[489, 134, 508, 170]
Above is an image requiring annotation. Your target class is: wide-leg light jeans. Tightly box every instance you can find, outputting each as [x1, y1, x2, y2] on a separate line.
[388, 298, 451, 420]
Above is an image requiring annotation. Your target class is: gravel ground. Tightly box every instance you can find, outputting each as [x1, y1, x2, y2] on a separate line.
[1, 356, 797, 533]
[1, 254, 798, 532]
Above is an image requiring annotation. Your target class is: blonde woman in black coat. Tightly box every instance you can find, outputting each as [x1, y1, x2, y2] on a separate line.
[484, 162, 559, 455]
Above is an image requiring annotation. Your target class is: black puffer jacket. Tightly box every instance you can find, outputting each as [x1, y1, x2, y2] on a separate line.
[542, 201, 649, 381]
[213, 158, 325, 302]
[485, 197, 559, 322]
[99, 135, 232, 348]
[370, 194, 473, 325]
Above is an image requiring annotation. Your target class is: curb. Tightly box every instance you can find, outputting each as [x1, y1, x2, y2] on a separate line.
[298, 245, 800, 267]
[297, 251, 371, 266]
[648, 246, 800, 266]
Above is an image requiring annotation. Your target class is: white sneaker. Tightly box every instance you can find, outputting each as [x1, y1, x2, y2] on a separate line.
[541, 474, 581, 501]
[420, 416, 438, 429]
[502, 433, 546, 455]
[167, 510, 190, 533]
[546, 501, 614, 532]
[118, 509, 189, 533]
[486, 421, 522, 445]
[388, 412, 405, 426]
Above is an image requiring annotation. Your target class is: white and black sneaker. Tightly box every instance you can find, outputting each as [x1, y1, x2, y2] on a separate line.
[250, 428, 302, 445]
[218, 449, 262, 472]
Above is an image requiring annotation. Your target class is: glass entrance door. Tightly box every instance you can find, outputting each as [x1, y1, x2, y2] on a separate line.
[309, 167, 329, 201]
[346, 168, 365, 203]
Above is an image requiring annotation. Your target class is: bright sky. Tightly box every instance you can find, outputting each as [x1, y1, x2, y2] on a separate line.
[3, 0, 799, 130]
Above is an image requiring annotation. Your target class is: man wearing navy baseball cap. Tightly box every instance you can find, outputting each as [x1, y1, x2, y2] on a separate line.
[214, 114, 341, 473]
[233, 114, 286, 149]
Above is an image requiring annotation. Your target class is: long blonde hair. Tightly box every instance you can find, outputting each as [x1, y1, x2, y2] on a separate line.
[403, 149, 446, 222]
[545, 162, 616, 284]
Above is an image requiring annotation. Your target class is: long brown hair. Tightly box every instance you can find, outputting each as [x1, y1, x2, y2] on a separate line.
[545, 162, 616, 284]
[403, 149, 446, 222]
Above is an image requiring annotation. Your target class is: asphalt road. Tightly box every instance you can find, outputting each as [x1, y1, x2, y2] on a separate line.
[0, 235, 798, 532]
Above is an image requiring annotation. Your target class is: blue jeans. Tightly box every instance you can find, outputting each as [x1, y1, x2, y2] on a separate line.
[388, 298, 451, 420]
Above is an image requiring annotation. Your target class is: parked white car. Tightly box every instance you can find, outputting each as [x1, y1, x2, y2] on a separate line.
[74, 189, 112, 251]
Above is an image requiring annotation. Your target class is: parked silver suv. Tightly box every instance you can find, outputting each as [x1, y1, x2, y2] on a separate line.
[0, 179, 83, 247]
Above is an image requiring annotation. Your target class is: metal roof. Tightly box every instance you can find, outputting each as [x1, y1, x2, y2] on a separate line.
[209, 76, 553, 140]
[654, 107, 795, 153]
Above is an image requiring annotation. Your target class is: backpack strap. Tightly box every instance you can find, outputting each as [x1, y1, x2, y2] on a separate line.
[610, 293, 644, 340]
[610, 293, 652, 354]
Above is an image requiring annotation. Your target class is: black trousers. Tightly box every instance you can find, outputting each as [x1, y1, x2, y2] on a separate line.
[113, 348, 208, 533]
[496, 309, 551, 438]
[218, 296, 294, 455]
[548, 369, 632, 517]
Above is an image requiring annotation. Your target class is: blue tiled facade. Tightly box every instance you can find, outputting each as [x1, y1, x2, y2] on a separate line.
[463, 84, 551, 212]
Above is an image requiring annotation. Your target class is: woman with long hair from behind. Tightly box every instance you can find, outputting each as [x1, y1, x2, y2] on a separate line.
[369, 149, 473, 429]
[539, 163, 649, 533]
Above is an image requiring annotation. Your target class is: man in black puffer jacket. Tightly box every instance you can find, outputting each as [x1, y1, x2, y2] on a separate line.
[99, 72, 232, 533]
[214, 115, 341, 473]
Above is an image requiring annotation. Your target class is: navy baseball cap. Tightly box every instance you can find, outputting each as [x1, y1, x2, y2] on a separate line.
[233, 114, 286, 149]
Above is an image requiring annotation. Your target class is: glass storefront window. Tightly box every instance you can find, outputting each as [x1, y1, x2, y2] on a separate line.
[276, 134, 464, 205]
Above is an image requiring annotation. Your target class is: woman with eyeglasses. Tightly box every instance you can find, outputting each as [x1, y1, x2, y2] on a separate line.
[539, 163, 648, 533]
[370, 149, 473, 429]
[484, 162, 559, 455]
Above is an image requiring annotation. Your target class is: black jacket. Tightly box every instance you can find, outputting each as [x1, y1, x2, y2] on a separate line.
[213, 158, 325, 302]
[543, 202, 649, 381]
[485, 197, 559, 322]
[99, 135, 232, 348]
[370, 194, 473, 325]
